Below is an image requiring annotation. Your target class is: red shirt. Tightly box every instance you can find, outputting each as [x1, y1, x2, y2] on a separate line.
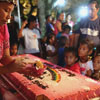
[0, 24, 9, 59]
[65, 63, 81, 74]
[54, 20, 61, 35]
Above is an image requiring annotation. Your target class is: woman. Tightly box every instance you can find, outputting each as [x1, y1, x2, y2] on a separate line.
[0, 0, 27, 74]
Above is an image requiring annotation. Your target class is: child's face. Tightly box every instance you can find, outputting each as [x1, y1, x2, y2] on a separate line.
[48, 16, 52, 22]
[78, 44, 89, 58]
[65, 52, 77, 67]
[10, 45, 17, 56]
[65, 29, 70, 34]
[49, 36, 55, 44]
[93, 56, 100, 71]
[29, 21, 36, 28]
[0, 2, 14, 26]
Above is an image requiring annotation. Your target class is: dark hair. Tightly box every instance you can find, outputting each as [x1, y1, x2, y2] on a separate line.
[10, 42, 18, 48]
[94, 45, 100, 57]
[62, 25, 71, 31]
[21, 16, 28, 22]
[88, 0, 99, 9]
[58, 36, 68, 47]
[46, 33, 56, 44]
[26, 15, 36, 27]
[57, 11, 64, 19]
[80, 38, 94, 50]
[45, 15, 51, 20]
[64, 47, 78, 57]
[28, 15, 36, 23]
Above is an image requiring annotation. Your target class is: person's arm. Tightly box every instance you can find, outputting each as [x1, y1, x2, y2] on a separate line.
[0, 48, 13, 65]
[86, 69, 92, 77]
[56, 21, 62, 32]
[18, 20, 28, 38]
[0, 48, 26, 74]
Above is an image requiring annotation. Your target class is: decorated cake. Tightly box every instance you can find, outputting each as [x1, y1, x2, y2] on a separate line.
[5, 54, 100, 100]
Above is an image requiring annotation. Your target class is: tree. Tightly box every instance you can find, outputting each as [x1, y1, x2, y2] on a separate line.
[38, 0, 46, 37]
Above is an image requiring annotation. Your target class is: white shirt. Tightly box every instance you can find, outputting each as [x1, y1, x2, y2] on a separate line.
[22, 28, 41, 54]
[79, 60, 94, 75]
[46, 44, 55, 53]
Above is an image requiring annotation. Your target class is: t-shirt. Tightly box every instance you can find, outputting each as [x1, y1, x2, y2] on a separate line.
[46, 23, 54, 36]
[65, 63, 81, 74]
[46, 44, 55, 53]
[79, 60, 94, 75]
[58, 47, 65, 67]
[46, 44, 57, 64]
[0, 24, 9, 59]
[62, 33, 69, 39]
[74, 17, 100, 46]
[22, 28, 41, 54]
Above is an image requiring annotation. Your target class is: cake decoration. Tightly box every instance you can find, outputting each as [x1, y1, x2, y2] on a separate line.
[47, 66, 61, 82]
[35, 60, 44, 68]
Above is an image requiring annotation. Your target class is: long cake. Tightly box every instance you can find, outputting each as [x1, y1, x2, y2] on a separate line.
[5, 54, 100, 100]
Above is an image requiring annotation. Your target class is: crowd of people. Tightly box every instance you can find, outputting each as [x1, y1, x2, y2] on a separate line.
[4, 0, 100, 81]
[0, 0, 100, 99]
[0, 0, 100, 79]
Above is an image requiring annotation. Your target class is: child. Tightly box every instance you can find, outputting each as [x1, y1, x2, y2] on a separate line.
[0, 0, 30, 75]
[64, 47, 81, 74]
[78, 38, 94, 77]
[10, 43, 18, 56]
[62, 25, 71, 40]
[56, 24, 71, 40]
[46, 34, 57, 64]
[45, 15, 54, 36]
[57, 36, 69, 67]
[91, 46, 100, 80]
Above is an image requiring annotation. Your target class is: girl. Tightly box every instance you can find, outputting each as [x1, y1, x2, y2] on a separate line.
[46, 34, 57, 64]
[64, 47, 81, 74]
[78, 38, 94, 77]
[91, 46, 100, 80]
[0, 0, 27, 74]
[10, 43, 18, 56]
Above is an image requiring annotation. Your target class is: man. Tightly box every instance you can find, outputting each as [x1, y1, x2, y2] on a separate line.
[72, 0, 100, 47]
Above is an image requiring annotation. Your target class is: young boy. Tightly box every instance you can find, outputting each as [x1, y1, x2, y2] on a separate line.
[62, 25, 71, 39]
[64, 47, 81, 74]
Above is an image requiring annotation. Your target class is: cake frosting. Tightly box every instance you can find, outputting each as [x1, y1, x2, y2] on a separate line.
[5, 54, 100, 100]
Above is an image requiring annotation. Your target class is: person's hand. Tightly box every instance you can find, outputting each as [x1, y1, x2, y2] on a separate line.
[6, 57, 31, 73]
[21, 20, 28, 28]
[18, 64, 46, 77]
[93, 73, 99, 80]
[7, 59, 26, 73]
[15, 57, 35, 65]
